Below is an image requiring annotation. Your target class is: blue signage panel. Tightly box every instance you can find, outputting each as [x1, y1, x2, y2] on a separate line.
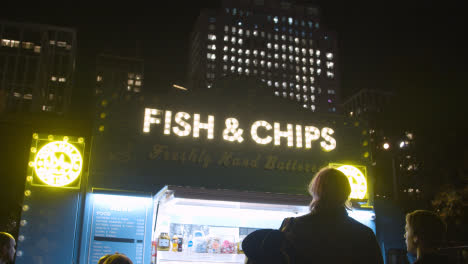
[88, 194, 151, 264]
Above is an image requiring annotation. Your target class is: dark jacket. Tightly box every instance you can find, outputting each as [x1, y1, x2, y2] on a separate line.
[280, 207, 383, 264]
[413, 252, 455, 264]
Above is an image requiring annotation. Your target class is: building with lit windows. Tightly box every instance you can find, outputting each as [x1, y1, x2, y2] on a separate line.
[188, 0, 340, 113]
[95, 54, 144, 98]
[343, 89, 421, 201]
[0, 21, 76, 114]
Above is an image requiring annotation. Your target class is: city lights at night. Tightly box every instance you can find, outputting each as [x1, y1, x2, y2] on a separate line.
[0, 1, 466, 264]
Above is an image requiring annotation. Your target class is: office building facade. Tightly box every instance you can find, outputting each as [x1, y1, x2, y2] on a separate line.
[188, 0, 340, 113]
[0, 21, 76, 114]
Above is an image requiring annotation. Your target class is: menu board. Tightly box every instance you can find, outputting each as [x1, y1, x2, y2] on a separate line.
[88, 194, 151, 264]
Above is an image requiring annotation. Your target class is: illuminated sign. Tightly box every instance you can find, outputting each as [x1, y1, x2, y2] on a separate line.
[27, 134, 85, 188]
[33, 141, 83, 187]
[331, 164, 367, 200]
[143, 108, 336, 152]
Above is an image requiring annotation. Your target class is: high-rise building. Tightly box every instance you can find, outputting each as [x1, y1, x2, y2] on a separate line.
[0, 21, 76, 114]
[343, 89, 421, 201]
[95, 54, 144, 98]
[188, 0, 340, 113]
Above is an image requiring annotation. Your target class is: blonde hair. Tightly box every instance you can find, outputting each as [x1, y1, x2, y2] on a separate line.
[308, 167, 351, 212]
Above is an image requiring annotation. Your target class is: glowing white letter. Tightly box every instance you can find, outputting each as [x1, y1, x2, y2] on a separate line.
[274, 123, 294, 147]
[193, 114, 215, 139]
[143, 108, 162, 133]
[304, 126, 320, 148]
[320, 127, 336, 151]
[251, 121, 272, 145]
[173, 112, 191, 137]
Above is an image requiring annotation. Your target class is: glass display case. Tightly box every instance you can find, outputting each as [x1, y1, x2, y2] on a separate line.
[151, 186, 376, 264]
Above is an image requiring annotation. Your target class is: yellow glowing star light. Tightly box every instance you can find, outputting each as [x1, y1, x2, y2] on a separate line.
[337, 165, 367, 200]
[34, 141, 83, 187]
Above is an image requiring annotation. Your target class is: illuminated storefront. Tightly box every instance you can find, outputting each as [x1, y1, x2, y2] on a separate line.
[15, 80, 375, 264]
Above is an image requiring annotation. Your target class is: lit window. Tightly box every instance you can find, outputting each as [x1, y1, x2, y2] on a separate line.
[310, 76, 315, 83]
[273, 16, 278, 23]
[267, 62, 272, 68]
[246, 30, 250, 36]
[302, 76, 307, 83]
[260, 51, 265, 57]
[282, 82, 287, 88]
[238, 38, 243, 45]
[303, 95, 308, 102]
[231, 47, 236, 53]
[97, 75, 102, 82]
[224, 25, 229, 32]
[274, 53, 279, 59]
[224, 35, 229, 42]
[302, 58, 307, 64]
[245, 69, 250, 75]
[309, 58, 314, 65]
[316, 50, 321, 56]
[295, 57, 299, 63]
[239, 29, 243, 35]
[296, 94, 301, 101]
[303, 104, 308, 108]
[260, 60, 265, 66]
[223, 55, 228, 61]
[302, 66, 307, 73]
[245, 58, 250, 65]
[231, 56, 236, 62]
[317, 59, 321, 66]
[274, 44, 279, 50]
[311, 105, 316, 111]
[274, 81, 279, 87]
[245, 49, 250, 55]
[295, 47, 299, 54]
[253, 50, 258, 56]
[238, 67, 243, 73]
[327, 71, 334, 78]
[282, 54, 286, 60]
[267, 80, 272, 86]
[231, 37, 236, 44]
[289, 45, 293, 52]
[208, 34, 216, 41]
[310, 95, 315, 102]
[51, 76, 57, 81]
[230, 66, 235, 71]
[274, 34, 278, 40]
[238, 49, 243, 55]
[223, 46, 228, 52]
[289, 55, 294, 62]
[253, 59, 258, 66]
[288, 17, 293, 25]
[326, 62, 334, 69]
[295, 84, 300, 91]
[317, 69, 322, 75]
[274, 63, 279, 68]
[267, 43, 272, 49]
[282, 63, 286, 69]
[282, 35, 286, 40]
[135, 80, 142, 86]
[275, 91, 279, 96]
[238, 58, 243, 64]
[282, 92, 287, 98]
[290, 92, 294, 99]
[295, 75, 300, 81]
[309, 49, 314, 55]
[326, 52, 333, 59]
[294, 37, 299, 44]
[303, 85, 308, 92]
[281, 44, 286, 51]
[34, 46, 41, 53]
[59, 77, 66, 83]
[253, 30, 258, 36]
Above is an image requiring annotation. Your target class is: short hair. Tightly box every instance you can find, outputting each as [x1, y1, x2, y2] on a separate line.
[308, 167, 351, 211]
[98, 254, 112, 264]
[406, 210, 446, 248]
[0, 232, 14, 249]
[103, 254, 133, 264]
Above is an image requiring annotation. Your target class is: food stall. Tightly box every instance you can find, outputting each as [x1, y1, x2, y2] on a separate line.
[15, 79, 375, 264]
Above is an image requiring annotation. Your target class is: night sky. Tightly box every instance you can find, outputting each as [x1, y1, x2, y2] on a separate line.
[1, 1, 466, 198]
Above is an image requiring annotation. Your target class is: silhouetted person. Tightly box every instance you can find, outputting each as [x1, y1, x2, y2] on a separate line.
[242, 229, 293, 264]
[0, 232, 15, 264]
[279, 167, 383, 264]
[405, 210, 453, 264]
[103, 253, 133, 264]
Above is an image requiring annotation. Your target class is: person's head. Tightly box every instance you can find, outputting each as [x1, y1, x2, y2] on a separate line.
[405, 210, 446, 255]
[0, 232, 15, 263]
[242, 229, 292, 264]
[308, 167, 351, 212]
[98, 254, 112, 264]
[103, 254, 133, 264]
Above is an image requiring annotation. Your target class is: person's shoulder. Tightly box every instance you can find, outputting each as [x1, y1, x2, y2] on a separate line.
[345, 215, 375, 235]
